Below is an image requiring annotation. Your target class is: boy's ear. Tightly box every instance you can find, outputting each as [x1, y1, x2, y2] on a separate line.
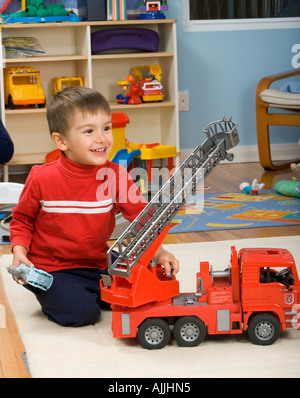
[51, 132, 68, 151]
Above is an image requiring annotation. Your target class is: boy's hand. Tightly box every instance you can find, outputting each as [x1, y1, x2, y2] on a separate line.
[11, 245, 34, 269]
[154, 245, 179, 277]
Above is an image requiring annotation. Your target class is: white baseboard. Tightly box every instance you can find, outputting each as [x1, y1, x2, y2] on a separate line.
[179, 143, 300, 164]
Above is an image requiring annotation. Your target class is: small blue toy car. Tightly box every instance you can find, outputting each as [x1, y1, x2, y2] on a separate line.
[8, 263, 53, 291]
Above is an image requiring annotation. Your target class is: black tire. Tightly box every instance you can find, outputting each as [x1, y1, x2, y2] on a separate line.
[8, 95, 15, 109]
[138, 318, 171, 350]
[38, 100, 46, 108]
[248, 314, 281, 346]
[174, 316, 206, 347]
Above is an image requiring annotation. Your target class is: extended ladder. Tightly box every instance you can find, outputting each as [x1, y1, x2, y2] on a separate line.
[107, 117, 239, 277]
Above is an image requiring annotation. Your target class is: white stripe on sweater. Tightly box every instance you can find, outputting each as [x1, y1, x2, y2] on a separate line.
[40, 199, 113, 214]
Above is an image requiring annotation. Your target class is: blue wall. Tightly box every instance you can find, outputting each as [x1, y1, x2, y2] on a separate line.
[166, 2, 300, 150]
[1, 0, 299, 150]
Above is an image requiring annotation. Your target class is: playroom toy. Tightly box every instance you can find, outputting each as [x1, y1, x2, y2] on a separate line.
[4, 66, 46, 109]
[275, 177, 300, 198]
[8, 263, 53, 291]
[274, 145, 300, 198]
[126, 140, 176, 182]
[133, 64, 164, 102]
[125, 75, 143, 104]
[0, 0, 81, 23]
[116, 64, 164, 104]
[100, 117, 300, 349]
[53, 76, 83, 94]
[140, 79, 163, 102]
[239, 178, 265, 195]
[116, 80, 130, 104]
[139, 0, 168, 19]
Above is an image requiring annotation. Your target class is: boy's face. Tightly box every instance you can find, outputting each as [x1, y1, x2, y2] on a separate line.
[52, 110, 113, 166]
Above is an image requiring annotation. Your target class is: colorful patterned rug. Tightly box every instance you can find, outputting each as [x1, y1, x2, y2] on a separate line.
[169, 189, 300, 234]
[1, 190, 300, 243]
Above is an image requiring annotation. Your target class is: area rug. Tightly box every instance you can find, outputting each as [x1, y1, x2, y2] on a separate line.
[170, 189, 300, 234]
[1, 236, 300, 379]
[2, 191, 299, 243]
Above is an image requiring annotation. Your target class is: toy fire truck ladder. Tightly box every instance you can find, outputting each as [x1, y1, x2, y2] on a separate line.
[107, 117, 239, 277]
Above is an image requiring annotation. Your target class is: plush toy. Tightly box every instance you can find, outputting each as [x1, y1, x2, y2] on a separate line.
[9, 0, 68, 18]
[275, 162, 300, 198]
[240, 178, 265, 195]
[275, 139, 300, 198]
[290, 162, 300, 180]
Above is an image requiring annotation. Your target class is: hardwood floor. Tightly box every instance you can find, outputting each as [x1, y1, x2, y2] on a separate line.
[0, 162, 298, 378]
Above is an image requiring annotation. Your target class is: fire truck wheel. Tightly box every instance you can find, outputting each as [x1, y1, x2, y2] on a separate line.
[138, 318, 171, 350]
[174, 316, 206, 347]
[248, 314, 281, 345]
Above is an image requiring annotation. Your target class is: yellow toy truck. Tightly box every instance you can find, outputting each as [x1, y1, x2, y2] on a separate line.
[53, 76, 83, 94]
[4, 66, 46, 109]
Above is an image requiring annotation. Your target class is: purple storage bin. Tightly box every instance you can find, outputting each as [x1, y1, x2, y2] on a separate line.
[91, 28, 159, 54]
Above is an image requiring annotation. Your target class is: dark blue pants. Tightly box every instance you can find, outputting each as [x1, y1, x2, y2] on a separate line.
[24, 267, 110, 327]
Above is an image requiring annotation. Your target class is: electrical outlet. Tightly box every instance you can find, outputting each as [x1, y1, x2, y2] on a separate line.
[179, 90, 189, 112]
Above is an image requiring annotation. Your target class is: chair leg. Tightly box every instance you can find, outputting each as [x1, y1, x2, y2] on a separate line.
[256, 104, 300, 171]
[256, 105, 274, 170]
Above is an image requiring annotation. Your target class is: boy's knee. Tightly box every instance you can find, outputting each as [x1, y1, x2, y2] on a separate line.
[46, 303, 100, 327]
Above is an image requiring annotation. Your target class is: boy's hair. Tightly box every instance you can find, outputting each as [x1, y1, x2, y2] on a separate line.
[46, 86, 111, 136]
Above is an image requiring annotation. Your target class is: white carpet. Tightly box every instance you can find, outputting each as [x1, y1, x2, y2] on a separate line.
[1, 236, 300, 379]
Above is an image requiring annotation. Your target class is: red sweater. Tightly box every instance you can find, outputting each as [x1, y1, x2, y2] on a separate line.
[10, 153, 147, 272]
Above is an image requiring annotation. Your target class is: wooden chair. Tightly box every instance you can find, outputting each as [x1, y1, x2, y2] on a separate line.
[256, 69, 300, 170]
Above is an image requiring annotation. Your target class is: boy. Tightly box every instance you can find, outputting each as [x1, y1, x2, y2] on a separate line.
[10, 86, 179, 327]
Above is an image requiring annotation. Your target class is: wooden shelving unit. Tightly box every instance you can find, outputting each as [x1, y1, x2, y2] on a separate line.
[0, 19, 179, 180]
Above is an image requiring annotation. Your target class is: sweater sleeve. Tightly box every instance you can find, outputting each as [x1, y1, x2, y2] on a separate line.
[9, 167, 42, 251]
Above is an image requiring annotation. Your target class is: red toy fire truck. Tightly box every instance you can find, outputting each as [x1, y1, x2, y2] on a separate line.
[100, 118, 300, 349]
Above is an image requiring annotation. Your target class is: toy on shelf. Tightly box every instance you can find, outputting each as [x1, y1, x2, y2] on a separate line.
[8, 263, 53, 291]
[4, 66, 46, 109]
[116, 80, 130, 104]
[139, 0, 168, 19]
[125, 75, 143, 105]
[116, 64, 164, 105]
[100, 117, 300, 349]
[53, 76, 83, 95]
[0, 0, 81, 23]
[239, 178, 265, 195]
[134, 64, 164, 102]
